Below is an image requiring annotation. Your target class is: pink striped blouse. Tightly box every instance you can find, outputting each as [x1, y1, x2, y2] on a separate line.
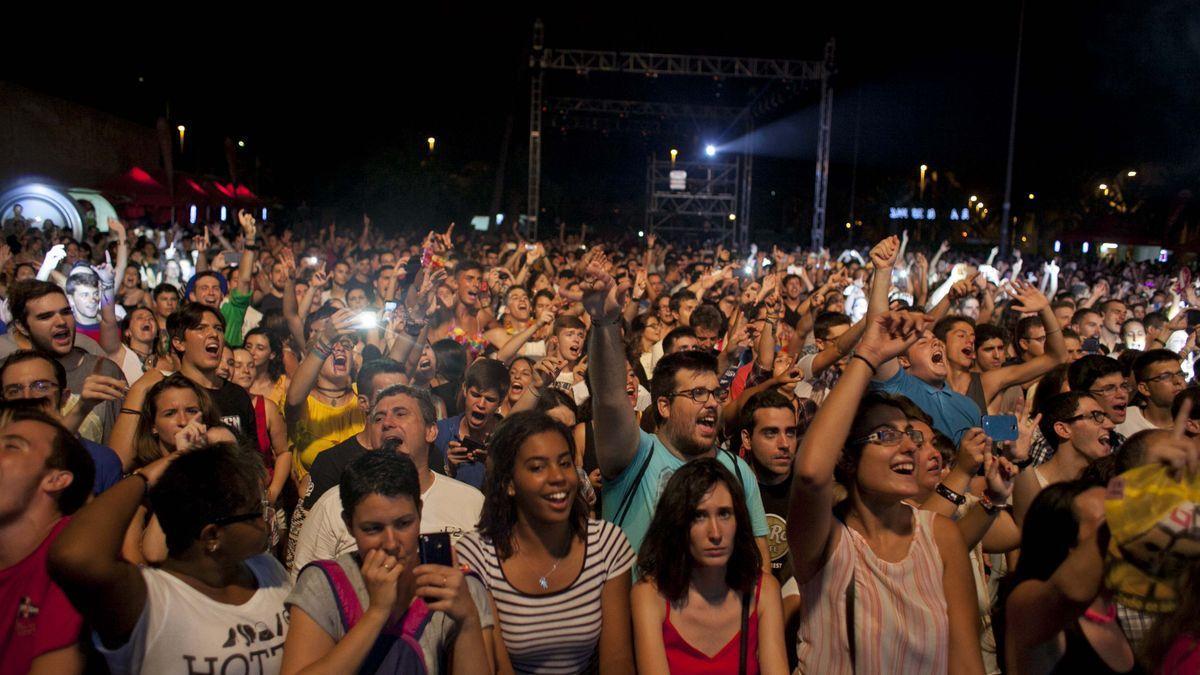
[796, 506, 949, 674]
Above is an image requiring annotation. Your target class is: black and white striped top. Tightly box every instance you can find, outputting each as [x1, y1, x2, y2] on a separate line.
[455, 519, 635, 674]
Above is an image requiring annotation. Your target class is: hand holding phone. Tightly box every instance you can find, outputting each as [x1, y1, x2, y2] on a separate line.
[981, 415, 1019, 443]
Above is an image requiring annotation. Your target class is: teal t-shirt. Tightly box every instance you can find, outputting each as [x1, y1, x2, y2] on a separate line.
[602, 429, 769, 556]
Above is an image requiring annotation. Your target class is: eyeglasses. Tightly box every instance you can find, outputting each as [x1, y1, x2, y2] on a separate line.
[213, 500, 276, 538]
[1065, 410, 1110, 425]
[3, 380, 59, 399]
[853, 428, 925, 447]
[1144, 371, 1186, 385]
[1089, 383, 1133, 397]
[668, 387, 725, 404]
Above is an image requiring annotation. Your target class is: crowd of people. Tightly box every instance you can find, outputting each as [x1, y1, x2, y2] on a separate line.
[1, 208, 1199, 674]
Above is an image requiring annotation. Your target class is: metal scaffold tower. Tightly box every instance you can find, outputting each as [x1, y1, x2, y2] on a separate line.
[526, 20, 835, 250]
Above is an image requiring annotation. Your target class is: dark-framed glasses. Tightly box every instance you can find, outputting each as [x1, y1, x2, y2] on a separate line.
[853, 428, 925, 447]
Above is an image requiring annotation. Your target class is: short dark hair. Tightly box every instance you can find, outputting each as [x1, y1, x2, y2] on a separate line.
[1031, 364, 1072, 417]
[669, 289, 697, 313]
[651, 350, 718, 406]
[152, 283, 181, 302]
[455, 259, 483, 277]
[303, 304, 338, 341]
[356, 358, 408, 404]
[1071, 307, 1101, 326]
[478, 411, 586, 559]
[0, 350, 67, 391]
[738, 390, 795, 438]
[662, 326, 697, 353]
[533, 387, 578, 419]
[1037, 391, 1093, 450]
[814, 311, 853, 341]
[464, 358, 510, 398]
[552, 315, 586, 335]
[1014, 316, 1045, 357]
[372, 383, 438, 426]
[1068, 354, 1125, 392]
[167, 303, 226, 355]
[149, 443, 264, 556]
[430, 339, 468, 383]
[975, 323, 1010, 349]
[0, 401, 93, 514]
[339, 451, 422, 524]
[1133, 348, 1180, 383]
[8, 280, 68, 328]
[1143, 311, 1167, 331]
[933, 315, 974, 343]
[637, 458, 761, 603]
[689, 304, 725, 335]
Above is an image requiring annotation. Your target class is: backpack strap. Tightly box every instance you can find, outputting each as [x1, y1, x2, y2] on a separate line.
[613, 443, 654, 528]
[722, 448, 744, 486]
[305, 560, 364, 632]
[738, 587, 751, 675]
[845, 569, 857, 672]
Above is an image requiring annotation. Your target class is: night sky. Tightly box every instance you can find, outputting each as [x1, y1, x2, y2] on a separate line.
[11, 3, 1200, 238]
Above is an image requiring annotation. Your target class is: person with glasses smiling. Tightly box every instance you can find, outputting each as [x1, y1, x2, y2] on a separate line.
[49, 442, 291, 675]
[1012, 392, 1115, 528]
[789, 310, 985, 674]
[1117, 350, 1187, 437]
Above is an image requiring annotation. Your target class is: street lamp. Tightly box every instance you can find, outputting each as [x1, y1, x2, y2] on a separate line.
[1027, 193, 1035, 200]
[969, 195, 978, 203]
[1098, 183, 1108, 191]
[237, 140, 246, 148]
[670, 148, 678, 164]
[728, 213, 737, 221]
[919, 164, 928, 199]
[1127, 170, 1137, 177]
[427, 137, 436, 153]
[176, 124, 186, 150]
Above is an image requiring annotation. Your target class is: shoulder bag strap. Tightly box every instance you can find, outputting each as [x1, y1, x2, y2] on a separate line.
[738, 588, 751, 675]
[613, 443, 654, 527]
[845, 569, 857, 672]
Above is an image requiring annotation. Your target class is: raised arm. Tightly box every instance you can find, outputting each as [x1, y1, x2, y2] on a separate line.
[494, 308, 554, 365]
[287, 309, 357, 411]
[581, 248, 639, 478]
[48, 449, 184, 647]
[282, 255, 310, 349]
[982, 279, 1066, 399]
[236, 210, 258, 298]
[789, 311, 928, 583]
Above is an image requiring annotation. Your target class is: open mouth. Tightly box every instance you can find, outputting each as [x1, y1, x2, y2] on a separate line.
[891, 461, 916, 475]
[962, 348, 974, 359]
[332, 354, 348, 372]
[468, 410, 488, 425]
[51, 327, 72, 345]
[1099, 435, 1112, 453]
[567, 344, 581, 359]
[418, 357, 432, 370]
[931, 352, 945, 365]
[511, 383, 524, 396]
[204, 339, 221, 357]
[696, 413, 718, 436]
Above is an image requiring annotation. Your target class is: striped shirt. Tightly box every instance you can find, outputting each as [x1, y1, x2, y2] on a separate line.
[455, 519, 635, 674]
[796, 506, 949, 674]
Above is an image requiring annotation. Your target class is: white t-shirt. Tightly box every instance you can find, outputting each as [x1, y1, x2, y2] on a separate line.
[1115, 406, 1163, 437]
[95, 554, 291, 675]
[291, 472, 483, 579]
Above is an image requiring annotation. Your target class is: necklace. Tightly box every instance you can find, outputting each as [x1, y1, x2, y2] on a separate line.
[537, 555, 565, 591]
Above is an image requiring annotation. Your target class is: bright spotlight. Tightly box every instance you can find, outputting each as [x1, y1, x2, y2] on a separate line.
[1127, 171, 1137, 177]
[188, 205, 197, 224]
[705, 144, 717, 157]
[728, 213, 737, 221]
[1054, 240, 1061, 253]
[638, 230, 645, 237]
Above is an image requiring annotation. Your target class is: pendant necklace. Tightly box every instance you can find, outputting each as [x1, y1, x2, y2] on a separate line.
[537, 555, 565, 590]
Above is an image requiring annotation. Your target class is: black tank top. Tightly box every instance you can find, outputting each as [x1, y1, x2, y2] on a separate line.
[1050, 622, 1145, 675]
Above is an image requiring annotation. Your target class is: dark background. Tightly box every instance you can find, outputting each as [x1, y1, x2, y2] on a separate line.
[8, 2, 1200, 243]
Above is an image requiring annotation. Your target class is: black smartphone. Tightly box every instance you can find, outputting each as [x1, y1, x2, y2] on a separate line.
[460, 437, 487, 461]
[419, 532, 453, 567]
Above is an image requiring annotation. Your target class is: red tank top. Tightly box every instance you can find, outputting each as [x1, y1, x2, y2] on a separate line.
[252, 395, 273, 479]
[662, 574, 762, 675]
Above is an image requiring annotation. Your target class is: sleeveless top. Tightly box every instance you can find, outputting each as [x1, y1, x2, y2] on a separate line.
[290, 394, 364, 481]
[966, 371, 988, 415]
[663, 574, 763, 675]
[1049, 622, 1146, 675]
[797, 505, 949, 674]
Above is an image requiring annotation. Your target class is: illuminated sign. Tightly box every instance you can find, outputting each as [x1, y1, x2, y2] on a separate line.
[889, 207, 970, 221]
[669, 170, 687, 191]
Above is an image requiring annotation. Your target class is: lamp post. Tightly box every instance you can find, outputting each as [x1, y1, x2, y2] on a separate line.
[919, 164, 928, 200]
[177, 124, 186, 151]
[427, 137, 436, 153]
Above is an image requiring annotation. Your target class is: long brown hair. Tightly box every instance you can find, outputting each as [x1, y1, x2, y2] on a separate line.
[132, 374, 221, 469]
[1141, 559, 1200, 669]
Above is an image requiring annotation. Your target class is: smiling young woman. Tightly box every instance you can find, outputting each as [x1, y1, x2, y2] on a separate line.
[455, 411, 636, 674]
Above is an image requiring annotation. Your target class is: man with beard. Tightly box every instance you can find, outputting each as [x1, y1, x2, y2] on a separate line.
[582, 248, 769, 563]
[4, 281, 127, 444]
[290, 384, 483, 577]
[738, 390, 800, 584]
[937, 280, 1067, 415]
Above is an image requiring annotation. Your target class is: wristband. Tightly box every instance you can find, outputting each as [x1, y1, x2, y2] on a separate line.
[980, 492, 1005, 515]
[125, 470, 150, 495]
[120, 407, 142, 416]
[935, 482, 967, 506]
[850, 353, 877, 376]
[243, 243, 260, 252]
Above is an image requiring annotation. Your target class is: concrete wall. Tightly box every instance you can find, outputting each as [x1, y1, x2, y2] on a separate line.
[0, 81, 157, 189]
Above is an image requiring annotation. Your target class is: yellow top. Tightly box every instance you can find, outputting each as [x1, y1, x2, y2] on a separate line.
[269, 375, 289, 414]
[290, 393, 364, 481]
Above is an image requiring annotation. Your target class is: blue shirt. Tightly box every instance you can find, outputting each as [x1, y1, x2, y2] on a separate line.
[433, 415, 487, 489]
[870, 367, 981, 444]
[602, 429, 769, 557]
[82, 439, 122, 494]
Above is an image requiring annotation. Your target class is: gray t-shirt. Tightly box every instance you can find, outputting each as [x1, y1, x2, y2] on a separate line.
[286, 554, 493, 674]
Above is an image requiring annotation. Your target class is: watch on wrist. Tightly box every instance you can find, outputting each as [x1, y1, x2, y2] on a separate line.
[935, 482, 967, 506]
